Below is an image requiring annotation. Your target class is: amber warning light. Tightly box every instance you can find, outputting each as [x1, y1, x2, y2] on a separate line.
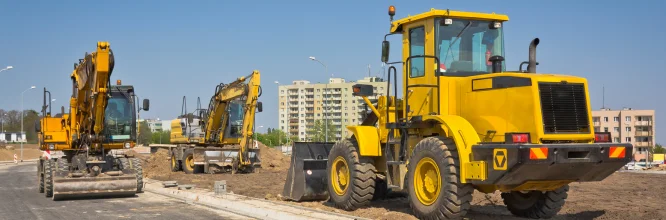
[116, 80, 122, 85]
[389, 6, 395, 20]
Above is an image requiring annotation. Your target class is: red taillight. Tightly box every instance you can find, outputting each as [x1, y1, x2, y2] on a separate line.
[512, 134, 529, 143]
[594, 132, 611, 143]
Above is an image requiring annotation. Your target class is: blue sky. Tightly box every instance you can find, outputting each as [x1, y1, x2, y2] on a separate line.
[0, 0, 664, 143]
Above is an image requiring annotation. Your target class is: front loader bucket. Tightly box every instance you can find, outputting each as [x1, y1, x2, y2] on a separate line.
[52, 174, 138, 200]
[282, 142, 334, 201]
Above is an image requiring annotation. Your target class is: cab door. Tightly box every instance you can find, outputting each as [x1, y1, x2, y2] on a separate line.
[402, 19, 439, 120]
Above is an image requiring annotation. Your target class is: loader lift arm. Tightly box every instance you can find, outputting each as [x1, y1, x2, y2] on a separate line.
[201, 70, 262, 169]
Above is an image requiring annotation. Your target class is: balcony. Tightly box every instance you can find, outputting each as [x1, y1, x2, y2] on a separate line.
[634, 121, 653, 126]
[635, 142, 652, 147]
[289, 119, 298, 123]
[290, 129, 299, 133]
[635, 131, 653, 136]
[593, 121, 600, 126]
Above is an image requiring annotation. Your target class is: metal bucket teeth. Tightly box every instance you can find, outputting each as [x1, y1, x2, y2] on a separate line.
[52, 175, 138, 200]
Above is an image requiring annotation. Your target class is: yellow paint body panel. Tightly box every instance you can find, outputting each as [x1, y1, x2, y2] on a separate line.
[347, 125, 381, 157]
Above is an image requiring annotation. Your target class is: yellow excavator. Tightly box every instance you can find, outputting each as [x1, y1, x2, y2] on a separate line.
[151, 70, 262, 174]
[36, 42, 150, 200]
[283, 6, 632, 219]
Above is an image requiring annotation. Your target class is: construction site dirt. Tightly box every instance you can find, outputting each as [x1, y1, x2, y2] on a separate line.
[142, 145, 666, 220]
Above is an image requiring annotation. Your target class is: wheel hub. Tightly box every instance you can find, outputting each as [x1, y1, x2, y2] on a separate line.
[331, 156, 350, 196]
[414, 157, 441, 206]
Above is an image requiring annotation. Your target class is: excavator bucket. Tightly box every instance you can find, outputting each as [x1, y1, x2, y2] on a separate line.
[282, 142, 334, 201]
[52, 170, 138, 200]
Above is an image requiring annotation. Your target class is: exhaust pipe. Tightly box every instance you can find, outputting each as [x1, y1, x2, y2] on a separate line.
[528, 38, 539, 73]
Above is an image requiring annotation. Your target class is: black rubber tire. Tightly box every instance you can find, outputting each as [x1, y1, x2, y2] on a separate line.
[326, 138, 377, 211]
[56, 157, 70, 172]
[171, 153, 181, 172]
[502, 185, 569, 219]
[38, 160, 44, 193]
[44, 159, 54, 198]
[119, 157, 130, 171]
[130, 158, 144, 193]
[407, 137, 474, 219]
[182, 148, 195, 174]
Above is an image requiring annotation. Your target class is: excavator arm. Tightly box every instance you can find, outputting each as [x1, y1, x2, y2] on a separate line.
[202, 70, 262, 167]
[69, 41, 114, 146]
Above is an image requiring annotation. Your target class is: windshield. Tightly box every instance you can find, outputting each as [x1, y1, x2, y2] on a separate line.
[436, 18, 504, 75]
[224, 100, 245, 139]
[103, 95, 135, 141]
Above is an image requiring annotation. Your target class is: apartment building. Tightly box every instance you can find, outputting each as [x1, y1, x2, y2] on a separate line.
[277, 77, 386, 141]
[592, 108, 656, 161]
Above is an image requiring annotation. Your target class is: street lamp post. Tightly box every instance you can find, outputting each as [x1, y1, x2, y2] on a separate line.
[21, 86, 36, 162]
[309, 56, 332, 142]
[0, 66, 13, 73]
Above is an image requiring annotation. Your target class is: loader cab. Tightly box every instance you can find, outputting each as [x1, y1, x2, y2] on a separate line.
[381, 7, 509, 120]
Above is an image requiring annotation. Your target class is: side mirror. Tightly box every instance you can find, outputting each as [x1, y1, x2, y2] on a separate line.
[257, 102, 263, 112]
[352, 84, 374, 97]
[381, 40, 390, 63]
[142, 99, 150, 111]
[35, 121, 41, 132]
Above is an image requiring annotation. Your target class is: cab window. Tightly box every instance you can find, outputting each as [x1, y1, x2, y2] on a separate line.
[409, 26, 425, 78]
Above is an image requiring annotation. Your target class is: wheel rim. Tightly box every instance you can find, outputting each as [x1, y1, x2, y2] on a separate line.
[331, 156, 350, 196]
[414, 157, 441, 206]
[185, 155, 194, 171]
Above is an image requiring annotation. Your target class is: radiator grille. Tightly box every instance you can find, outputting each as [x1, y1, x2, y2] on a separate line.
[539, 83, 590, 134]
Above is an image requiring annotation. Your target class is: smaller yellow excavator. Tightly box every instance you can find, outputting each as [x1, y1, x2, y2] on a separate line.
[151, 71, 263, 174]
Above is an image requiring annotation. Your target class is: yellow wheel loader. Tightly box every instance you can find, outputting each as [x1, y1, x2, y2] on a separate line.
[36, 42, 150, 200]
[283, 6, 631, 219]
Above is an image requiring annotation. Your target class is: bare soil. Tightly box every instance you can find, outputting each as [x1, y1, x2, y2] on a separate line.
[143, 144, 666, 220]
[0, 144, 42, 161]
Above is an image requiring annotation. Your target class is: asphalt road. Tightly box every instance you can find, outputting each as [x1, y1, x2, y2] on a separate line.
[0, 162, 251, 220]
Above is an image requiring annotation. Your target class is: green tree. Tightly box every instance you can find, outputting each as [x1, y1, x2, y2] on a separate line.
[653, 143, 664, 154]
[151, 130, 171, 144]
[137, 121, 152, 145]
[256, 128, 289, 147]
[306, 119, 337, 142]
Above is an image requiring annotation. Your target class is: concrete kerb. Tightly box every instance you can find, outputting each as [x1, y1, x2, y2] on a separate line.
[143, 178, 368, 220]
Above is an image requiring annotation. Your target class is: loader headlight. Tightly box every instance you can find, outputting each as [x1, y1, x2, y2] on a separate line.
[48, 144, 55, 150]
[124, 142, 131, 149]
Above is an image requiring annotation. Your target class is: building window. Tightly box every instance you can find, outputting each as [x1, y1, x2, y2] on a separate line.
[281, 90, 284, 94]
[345, 113, 348, 116]
[317, 113, 320, 116]
[604, 127, 608, 132]
[344, 119, 348, 122]
[625, 137, 631, 142]
[352, 100, 356, 103]
[281, 126, 284, 130]
[281, 120, 284, 123]
[613, 117, 619, 122]
[604, 117, 608, 122]
[613, 127, 619, 132]
[594, 127, 600, 132]
[301, 132, 304, 135]
[625, 127, 631, 132]
[317, 89, 320, 92]
[613, 137, 620, 143]
[593, 117, 599, 122]
[281, 114, 284, 117]
[625, 116, 631, 122]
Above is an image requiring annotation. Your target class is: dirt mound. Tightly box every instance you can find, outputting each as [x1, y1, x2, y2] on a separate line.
[256, 141, 290, 171]
[143, 148, 287, 198]
[0, 148, 42, 161]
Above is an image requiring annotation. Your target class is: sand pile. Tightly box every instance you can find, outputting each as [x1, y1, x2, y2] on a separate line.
[257, 141, 290, 170]
[0, 148, 42, 161]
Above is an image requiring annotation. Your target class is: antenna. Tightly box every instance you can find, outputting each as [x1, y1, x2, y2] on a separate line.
[368, 64, 371, 78]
